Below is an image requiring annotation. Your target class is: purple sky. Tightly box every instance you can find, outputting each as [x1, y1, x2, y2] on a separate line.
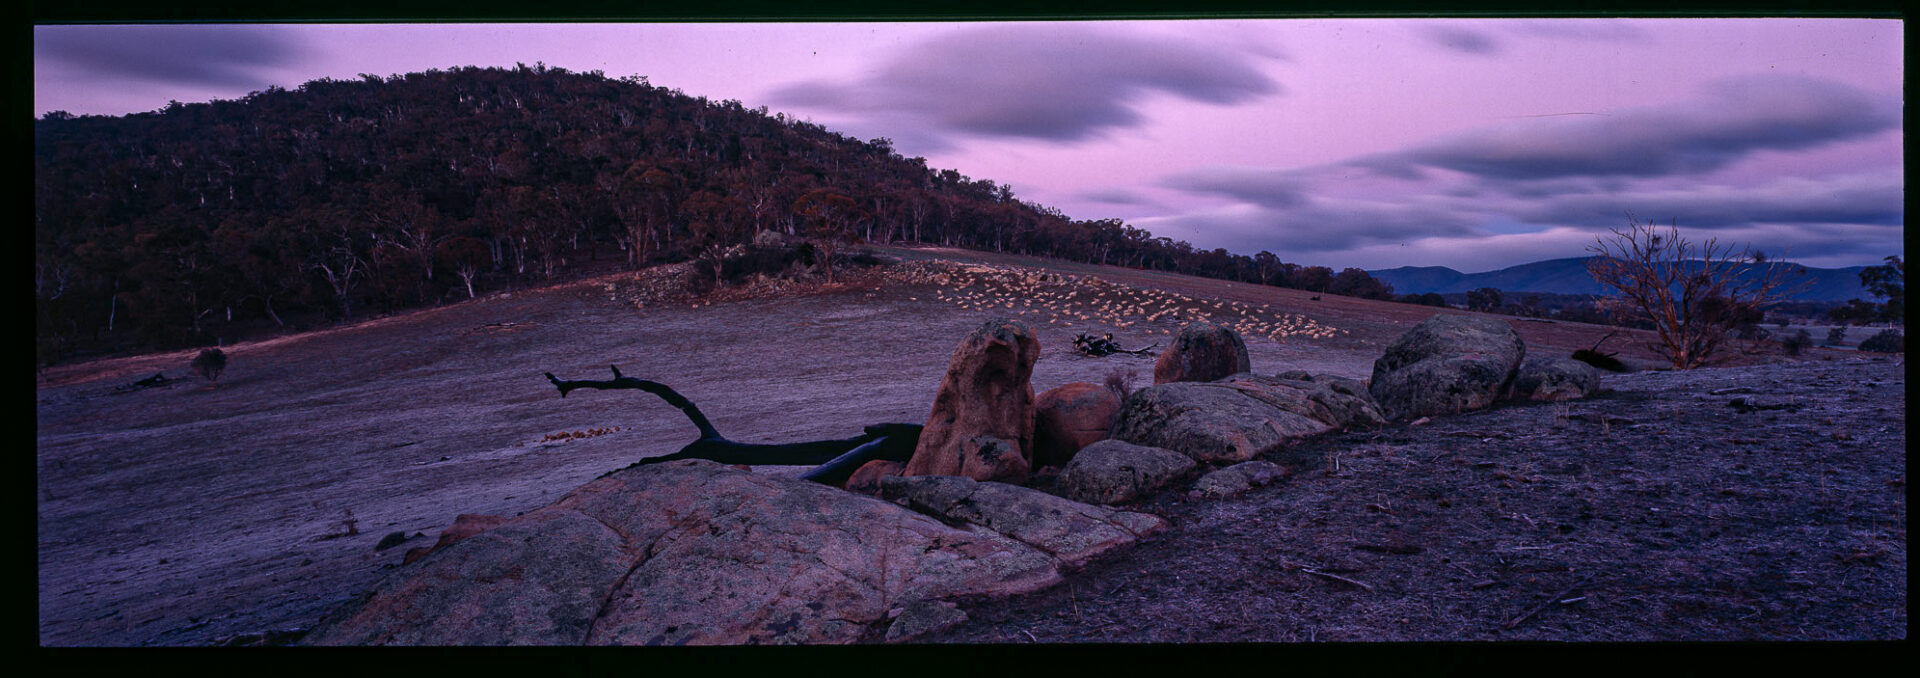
[34, 19, 1903, 272]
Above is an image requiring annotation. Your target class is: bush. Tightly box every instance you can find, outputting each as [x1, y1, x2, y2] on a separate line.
[191, 348, 228, 383]
[1826, 326, 1848, 346]
[1858, 329, 1904, 354]
[1780, 329, 1813, 356]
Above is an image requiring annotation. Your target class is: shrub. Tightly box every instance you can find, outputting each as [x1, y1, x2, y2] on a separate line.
[1780, 329, 1813, 356]
[191, 348, 228, 383]
[1858, 329, 1904, 354]
[1826, 326, 1848, 346]
[1104, 368, 1136, 401]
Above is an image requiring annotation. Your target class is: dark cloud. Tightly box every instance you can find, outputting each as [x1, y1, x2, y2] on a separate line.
[768, 25, 1278, 145]
[1503, 20, 1647, 42]
[1078, 188, 1156, 207]
[1393, 75, 1899, 181]
[1142, 198, 1484, 255]
[1423, 26, 1499, 55]
[1160, 167, 1308, 209]
[1517, 172, 1905, 230]
[36, 25, 302, 89]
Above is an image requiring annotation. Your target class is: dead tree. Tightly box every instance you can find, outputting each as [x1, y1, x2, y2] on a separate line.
[1587, 213, 1806, 369]
[544, 366, 921, 486]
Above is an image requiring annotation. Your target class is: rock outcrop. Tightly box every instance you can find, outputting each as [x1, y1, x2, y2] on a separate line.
[1190, 460, 1291, 499]
[1055, 440, 1196, 505]
[883, 600, 969, 643]
[1509, 357, 1601, 402]
[305, 459, 1164, 646]
[1368, 314, 1525, 421]
[1153, 321, 1251, 384]
[401, 513, 511, 565]
[879, 475, 1166, 570]
[903, 318, 1041, 484]
[1032, 382, 1122, 469]
[1111, 372, 1386, 463]
[843, 459, 905, 496]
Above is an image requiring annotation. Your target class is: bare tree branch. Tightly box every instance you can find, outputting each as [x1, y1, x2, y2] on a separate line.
[543, 367, 921, 486]
[1586, 213, 1808, 369]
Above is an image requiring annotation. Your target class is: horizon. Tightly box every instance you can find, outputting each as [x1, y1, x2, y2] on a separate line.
[34, 19, 1904, 272]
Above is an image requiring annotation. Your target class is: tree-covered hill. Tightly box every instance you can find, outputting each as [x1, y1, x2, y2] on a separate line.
[35, 64, 1392, 364]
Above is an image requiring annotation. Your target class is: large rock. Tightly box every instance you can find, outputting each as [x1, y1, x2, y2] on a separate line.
[884, 600, 968, 644]
[903, 318, 1041, 484]
[1055, 440, 1196, 505]
[1033, 382, 1122, 469]
[1111, 372, 1387, 463]
[1368, 314, 1526, 421]
[1509, 357, 1600, 402]
[402, 513, 511, 565]
[305, 460, 1074, 646]
[880, 475, 1166, 570]
[1153, 321, 1251, 384]
[843, 459, 905, 496]
[1190, 460, 1291, 499]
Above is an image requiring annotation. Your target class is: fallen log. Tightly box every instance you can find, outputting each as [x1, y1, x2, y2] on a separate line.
[112, 372, 176, 394]
[544, 366, 921, 486]
[1073, 332, 1158, 357]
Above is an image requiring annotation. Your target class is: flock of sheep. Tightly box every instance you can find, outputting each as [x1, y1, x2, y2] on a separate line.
[890, 261, 1347, 344]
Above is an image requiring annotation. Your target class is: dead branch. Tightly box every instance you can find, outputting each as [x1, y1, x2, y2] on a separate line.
[543, 366, 921, 486]
[112, 372, 176, 394]
[1301, 568, 1375, 592]
[1502, 574, 1595, 630]
[1073, 332, 1158, 357]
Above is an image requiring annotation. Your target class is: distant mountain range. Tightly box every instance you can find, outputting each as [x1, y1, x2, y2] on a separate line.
[1369, 257, 1873, 303]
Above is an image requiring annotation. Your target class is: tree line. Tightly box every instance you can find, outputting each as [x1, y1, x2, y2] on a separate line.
[35, 64, 1397, 364]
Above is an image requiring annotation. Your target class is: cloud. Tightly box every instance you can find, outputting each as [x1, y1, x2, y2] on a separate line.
[1392, 75, 1899, 180]
[1518, 172, 1905, 230]
[1077, 188, 1159, 208]
[1501, 19, 1648, 42]
[1422, 25, 1500, 55]
[1136, 194, 1487, 256]
[36, 25, 303, 89]
[1160, 167, 1308, 209]
[1149, 163, 1901, 271]
[767, 24, 1279, 146]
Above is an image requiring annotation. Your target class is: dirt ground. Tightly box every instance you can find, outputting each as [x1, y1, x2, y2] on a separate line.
[929, 356, 1906, 643]
[34, 246, 1904, 646]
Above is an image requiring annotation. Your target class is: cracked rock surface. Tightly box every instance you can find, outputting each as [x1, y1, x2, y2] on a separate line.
[303, 459, 1161, 645]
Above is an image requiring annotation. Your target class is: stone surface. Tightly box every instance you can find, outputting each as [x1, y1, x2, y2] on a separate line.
[305, 460, 1070, 646]
[310, 509, 636, 645]
[884, 600, 969, 643]
[843, 459, 905, 496]
[1510, 357, 1601, 402]
[1056, 440, 1196, 505]
[1153, 321, 1251, 385]
[402, 513, 511, 565]
[1368, 314, 1526, 421]
[903, 318, 1041, 484]
[1111, 372, 1386, 463]
[880, 475, 1167, 569]
[1033, 382, 1122, 469]
[1190, 460, 1292, 499]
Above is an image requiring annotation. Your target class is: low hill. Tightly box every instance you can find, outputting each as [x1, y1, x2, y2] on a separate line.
[1371, 256, 1873, 302]
[34, 65, 1392, 364]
